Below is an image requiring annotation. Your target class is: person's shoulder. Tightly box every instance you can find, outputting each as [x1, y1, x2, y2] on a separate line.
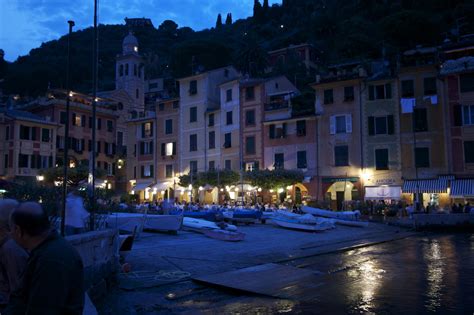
[2, 239, 28, 256]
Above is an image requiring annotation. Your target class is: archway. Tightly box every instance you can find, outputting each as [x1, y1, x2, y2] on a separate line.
[326, 181, 354, 210]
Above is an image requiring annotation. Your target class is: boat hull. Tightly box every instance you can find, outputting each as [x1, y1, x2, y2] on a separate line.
[143, 214, 183, 232]
[272, 218, 328, 232]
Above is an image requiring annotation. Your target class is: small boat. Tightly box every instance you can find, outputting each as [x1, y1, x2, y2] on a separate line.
[182, 211, 218, 221]
[143, 213, 183, 233]
[272, 217, 330, 232]
[203, 229, 246, 242]
[331, 218, 369, 227]
[107, 213, 146, 235]
[301, 206, 361, 221]
[183, 217, 237, 232]
[222, 209, 262, 224]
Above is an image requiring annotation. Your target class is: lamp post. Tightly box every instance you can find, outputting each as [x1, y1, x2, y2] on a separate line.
[61, 20, 74, 236]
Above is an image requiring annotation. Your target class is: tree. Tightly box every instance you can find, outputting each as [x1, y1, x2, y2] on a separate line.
[39, 165, 106, 187]
[225, 13, 233, 25]
[263, 0, 269, 10]
[253, 0, 263, 18]
[233, 36, 268, 76]
[158, 20, 178, 35]
[4, 181, 61, 216]
[245, 169, 304, 190]
[216, 14, 223, 28]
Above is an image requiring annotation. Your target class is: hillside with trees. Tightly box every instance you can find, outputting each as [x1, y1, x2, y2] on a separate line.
[2, 0, 473, 99]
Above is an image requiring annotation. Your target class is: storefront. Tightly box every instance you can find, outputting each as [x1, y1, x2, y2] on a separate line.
[402, 178, 450, 208]
[364, 186, 402, 201]
[322, 177, 361, 210]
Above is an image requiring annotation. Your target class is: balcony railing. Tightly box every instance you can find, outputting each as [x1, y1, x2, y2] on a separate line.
[264, 100, 290, 111]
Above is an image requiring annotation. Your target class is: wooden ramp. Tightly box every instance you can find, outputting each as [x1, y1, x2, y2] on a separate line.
[192, 263, 323, 301]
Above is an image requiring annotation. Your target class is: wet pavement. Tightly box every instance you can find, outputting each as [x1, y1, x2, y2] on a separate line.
[97, 224, 474, 314]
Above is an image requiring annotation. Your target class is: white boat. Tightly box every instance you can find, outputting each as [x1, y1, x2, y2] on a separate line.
[107, 213, 146, 235]
[274, 210, 336, 230]
[143, 214, 183, 233]
[183, 217, 237, 232]
[272, 217, 330, 232]
[301, 206, 361, 221]
[331, 218, 369, 227]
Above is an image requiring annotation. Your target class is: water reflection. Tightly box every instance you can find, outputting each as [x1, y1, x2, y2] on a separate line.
[423, 240, 445, 312]
[345, 258, 386, 313]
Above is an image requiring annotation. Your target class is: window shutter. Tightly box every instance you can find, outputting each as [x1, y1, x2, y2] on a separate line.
[49, 156, 53, 168]
[81, 115, 86, 127]
[269, 125, 275, 139]
[89, 117, 93, 128]
[98, 118, 102, 130]
[149, 142, 154, 154]
[387, 115, 395, 134]
[369, 86, 374, 100]
[141, 166, 145, 177]
[97, 141, 101, 153]
[72, 113, 76, 126]
[141, 124, 145, 138]
[150, 165, 154, 177]
[72, 138, 77, 151]
[81, 139, 85, 151]
[368, 116, 375, 135]
[453, 105, 462, 126]
[112, 143, 116, 154]
[31, 155, 36, 169]
[385, 83, 392, 98]
[112, 163, 116, 175]
[346, 114, 352, 133]
[88, 140, 92, 151]
[172, 142, 177, 155]
[36, 155, 41, 169]
[140, 142, 145, 155]
[330, 116, 336, 135]
[150, 122, 154, 137]
[161, 143, 165, 156]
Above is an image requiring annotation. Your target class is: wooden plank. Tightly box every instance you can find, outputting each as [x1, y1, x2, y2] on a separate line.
[192, 263, 323, 301]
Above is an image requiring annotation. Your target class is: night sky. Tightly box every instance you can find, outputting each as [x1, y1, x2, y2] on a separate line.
[0, 0, 281, 62]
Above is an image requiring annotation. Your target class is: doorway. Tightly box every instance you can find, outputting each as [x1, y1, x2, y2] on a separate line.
[336, 191, 345, 210]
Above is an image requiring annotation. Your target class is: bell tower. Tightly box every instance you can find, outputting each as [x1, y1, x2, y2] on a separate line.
[115, 32, 145, 110]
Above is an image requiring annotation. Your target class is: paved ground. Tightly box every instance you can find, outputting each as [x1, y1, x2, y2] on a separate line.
[96, 221, 414, 314]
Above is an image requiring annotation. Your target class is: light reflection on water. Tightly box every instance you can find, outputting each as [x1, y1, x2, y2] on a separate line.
[424, 240, 445, 312]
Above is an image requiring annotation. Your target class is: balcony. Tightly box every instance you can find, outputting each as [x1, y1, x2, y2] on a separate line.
[264, 100, 290, 111]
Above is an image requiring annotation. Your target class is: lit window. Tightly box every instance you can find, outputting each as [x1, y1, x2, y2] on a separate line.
[165, 143, 173, 156]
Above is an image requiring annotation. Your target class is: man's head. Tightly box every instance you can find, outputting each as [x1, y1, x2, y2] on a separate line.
[0, 199, 19, 236]
[10, 202, 50, 250]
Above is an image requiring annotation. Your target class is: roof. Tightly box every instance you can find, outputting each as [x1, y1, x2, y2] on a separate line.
[123, 32, 138, 46]
[3, 109, 58, 125]
[177, 65, 237, 81]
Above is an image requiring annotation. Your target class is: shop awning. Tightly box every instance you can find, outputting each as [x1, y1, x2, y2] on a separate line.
[365, 186, 402, 200]
[132, 181, 153, 191]
[402, 179, 448, 194]
[151, 181, 172, 191]
[451, 179, 474, 197]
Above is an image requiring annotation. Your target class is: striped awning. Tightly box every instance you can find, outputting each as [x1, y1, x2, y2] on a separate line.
[451, 179, 474, 197]
[402, 179, 448, 194]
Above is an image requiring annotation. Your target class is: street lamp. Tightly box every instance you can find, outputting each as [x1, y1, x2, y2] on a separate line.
[61, 20, 75, 237]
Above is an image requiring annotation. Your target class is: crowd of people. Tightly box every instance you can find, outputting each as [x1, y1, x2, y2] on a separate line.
[0, 199, 85, 314]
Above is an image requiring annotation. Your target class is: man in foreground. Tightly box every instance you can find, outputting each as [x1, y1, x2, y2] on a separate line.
[0, 199, 28, 311]
[5, 202, 84, 315]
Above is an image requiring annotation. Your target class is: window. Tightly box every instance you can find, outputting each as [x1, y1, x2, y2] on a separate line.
[336, 116, 346, 134]
[107, 120, 113, 132]
[225, 160, 231, 170]
[41, 129, 50, 142]
[173, 101, 179, 109]
[269, 125, 275, 139]
[245, 110, 255, 126]
[209, 131, 215, 149]
[190, 107, 197, 123]
[18, 154, 29, 168]
[117, 132, 123, 147]
[375, 149, 389, 170]
[297, 151, 307, 169]
[140, 141, 153, 155]
[245, 161, 259, 171]
[208, 113, 214, 127]
[324, 89, 333, 104]
[368, 83, 392, 100]
[5, 126, 9, 140]
[4, 154, 8, 169]
[60, 112, 67, 124]
[246, 136, 255, 155]
[73, 114, 82, 126]
[245, 87, 255, 101]
[136, 89, 139, 99]
[424, 77, 437, 95]
[224, 133, 232, 148]
[142, 165, 154, 178]
[335, 146, 349, 166]
[161, 142, 175, 156]
[189, 80, 197, 95]
[165, 165, 173, 178]
[274, 153, 284, 169]
[465, 141, 474, 163]
[276, 123, 287, 138]
[296, 120, 306, 136]
[226, 89, 232, 102]
[344, 86, 354, 101]
[208, 161, 215, 171]
[415, 148, 430, 168]
[460, 73, 474, 93]
[368, 116, 394, 135]
[413, 108, 428, 132]
[190, 134, 197, 151]
[462, 105, 474, 125]
[226, 111, 233, 125]
[158, 103, 164, 111]
[19, 125, 31, 140]
[401, 80, 414, 97]
[190, 161, 197, 174]
[125, 64, 129, 75]
[119, 64, 123, 76]
[97, 118, 102, 130]
[165, 119, 173, 134]
[142, 122, 153, 138]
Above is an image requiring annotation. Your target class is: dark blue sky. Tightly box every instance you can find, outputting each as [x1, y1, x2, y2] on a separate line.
[0, 0, 281, 62]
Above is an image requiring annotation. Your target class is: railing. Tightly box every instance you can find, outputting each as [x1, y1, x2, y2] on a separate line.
[264, 101, 290, 111]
